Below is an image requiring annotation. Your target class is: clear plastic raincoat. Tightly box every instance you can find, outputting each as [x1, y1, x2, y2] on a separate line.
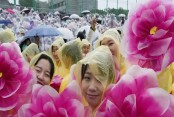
[59, 39, 83, 92]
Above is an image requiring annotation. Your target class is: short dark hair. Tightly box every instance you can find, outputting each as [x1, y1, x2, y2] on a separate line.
[34, 54, 55, 79]
[81, 64, 88, 80]
[77, 30, 86, 41]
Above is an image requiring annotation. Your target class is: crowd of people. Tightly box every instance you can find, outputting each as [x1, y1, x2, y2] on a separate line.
[0, 0, 174, 117]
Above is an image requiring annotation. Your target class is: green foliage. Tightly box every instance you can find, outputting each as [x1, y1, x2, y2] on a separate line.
[91, 9, 107, 15]
[19, 0, 34, 7]
[91, 8, 129, 16]
[108, 8, 128, 16]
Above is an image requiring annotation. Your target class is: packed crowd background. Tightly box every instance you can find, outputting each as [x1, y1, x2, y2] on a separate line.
[0, 0, 174, 117]
[0, 7, 125, 51]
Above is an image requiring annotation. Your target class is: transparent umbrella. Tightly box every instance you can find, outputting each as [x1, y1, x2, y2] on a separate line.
[25, 25, 62, 37]
[58, 28, 74, 41]
[25, 25, 62, 51]
[70, 14, 80, 19]
[118, 14, 126, 17]
[81, 10, 90, 14]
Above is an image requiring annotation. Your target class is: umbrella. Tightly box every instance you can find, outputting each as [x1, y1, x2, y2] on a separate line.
[25, 25, 62, 37]
[17, 37, 28, 46]
[81, 10, 90, 14]
[25, 25, 62, 51]
[67, 22, 78, 30]
[58, 28, 74, 40]
[70, 14, 80, 19]
[6, 8, 15, 14]
[54, 11, 60, 15]
[118, 14, 126, 17]
[62, 16, 69, 20]
[0, 20, 12, 25]
[21, 8, 30, 14]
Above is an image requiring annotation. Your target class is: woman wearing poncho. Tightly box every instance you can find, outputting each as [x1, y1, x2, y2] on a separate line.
[97, 28, 127, 82]
[30, 52, 55, 85]
[58, 39, 83, 92]
[73, 45, 116, 116]
[81, 39, 91, 57]
[49, 37, 65, 76]
[22, 43, 40, 63]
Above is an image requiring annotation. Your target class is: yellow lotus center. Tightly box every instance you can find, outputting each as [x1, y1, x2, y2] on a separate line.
[0, 72, 3, 78]
[150, 26, 158, 35]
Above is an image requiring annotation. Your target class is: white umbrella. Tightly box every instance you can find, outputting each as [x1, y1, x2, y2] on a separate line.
[70, 14, 80, 19]
[58, 28, 74, 40]
[67, 22, 78, 30]
[118, 14, 126, 17]
[20, 8, 30, 14]
[54, 11, 59, 15]
[62, 16, 69, 20]
[81, 10, 90, 14]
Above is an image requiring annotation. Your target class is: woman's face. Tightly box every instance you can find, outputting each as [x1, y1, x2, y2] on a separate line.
[81, 66, 104, 109]
[82, 45, 90, 54]
[100, 37, 117, 56]
[34, 59, 51, 85]
[52, 46, 59, 62]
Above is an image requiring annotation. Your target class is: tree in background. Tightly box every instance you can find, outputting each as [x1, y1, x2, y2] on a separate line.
[19, 0, 34, 7]
[108, 8, 128, 16]
[91, 7, 128, 16]
[91, 9, 107, 15]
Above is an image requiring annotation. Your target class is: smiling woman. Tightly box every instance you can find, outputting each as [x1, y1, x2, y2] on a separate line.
[30, 52, 55, 85]
[81, 64, 104, 109]
[73, 45, 116, 115]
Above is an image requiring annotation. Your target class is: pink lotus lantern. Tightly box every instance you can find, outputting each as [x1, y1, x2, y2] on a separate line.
[96, 65, 174, 117]
[18, 81, 85, 117]
[122, 0, 174, 71]
[50, 75, 63, 91]
[0, 42, 36, 116]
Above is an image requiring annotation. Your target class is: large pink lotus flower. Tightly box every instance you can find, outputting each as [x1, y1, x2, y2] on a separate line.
[0, 42, 36, 116]
[122, 0, 174, 71]
[18, 81, 86, 117]
[95, 65, 174, 117]
[50, 75, 63, 91]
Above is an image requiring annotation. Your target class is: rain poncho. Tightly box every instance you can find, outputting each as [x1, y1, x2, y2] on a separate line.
[97, 28, 127, 81]
[30, 51, 49, 67]
[30, 51, 55, 83]
[0, 29, 15, 43]
[82, 39, 91, 46]
[158, 62, 174, 95]
[81, 39, 91, 57]
[51, 37, 65, 50]
[22, 43, 40, 63]
[74, 45, 116, 88]
[58, 39, 83, 92]
[49, 37, 65, 76]
[73, 45, 116, 114]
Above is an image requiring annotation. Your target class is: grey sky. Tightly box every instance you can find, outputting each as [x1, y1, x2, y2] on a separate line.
[8, 0, 147, 10]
